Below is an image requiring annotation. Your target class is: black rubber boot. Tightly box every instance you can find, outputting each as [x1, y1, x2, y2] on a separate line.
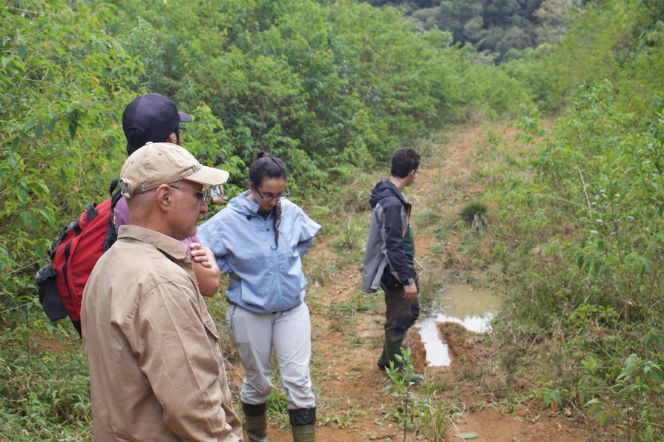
[289, 407, 316, 442]
[377, 339, 404, 370]
[243, 402, 268, 442]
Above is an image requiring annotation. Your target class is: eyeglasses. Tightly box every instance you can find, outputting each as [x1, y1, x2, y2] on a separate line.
[255, 187, 288, 202]
[168, 184, 208, 204]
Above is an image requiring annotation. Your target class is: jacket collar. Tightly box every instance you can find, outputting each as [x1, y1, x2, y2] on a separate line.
[117, 225, 190, 262]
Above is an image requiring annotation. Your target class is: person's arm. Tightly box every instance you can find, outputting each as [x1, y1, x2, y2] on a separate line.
[295, 205, 322, 256]
[189, 243, 221, 297]
[383, 205, 414, 278]
[382, 202, 417, 299]
[209, 185, 227, 206]
[297, 237, 316, 256]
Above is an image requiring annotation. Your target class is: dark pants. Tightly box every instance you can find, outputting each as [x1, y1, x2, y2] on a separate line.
[383, 284, 420, 344]
[377, 270, 420, 369]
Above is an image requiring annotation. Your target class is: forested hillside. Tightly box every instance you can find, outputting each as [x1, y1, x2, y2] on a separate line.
[365, 0, 588, 61]
[1, 0, 662, 440]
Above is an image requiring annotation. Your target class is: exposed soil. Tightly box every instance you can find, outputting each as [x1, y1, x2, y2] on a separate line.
[225, 122, 595, 441]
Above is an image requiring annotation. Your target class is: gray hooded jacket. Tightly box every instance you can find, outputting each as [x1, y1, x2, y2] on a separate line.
[361, 179, 415, 293]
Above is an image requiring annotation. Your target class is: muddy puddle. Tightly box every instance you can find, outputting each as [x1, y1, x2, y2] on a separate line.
[417, 283, 502, 366]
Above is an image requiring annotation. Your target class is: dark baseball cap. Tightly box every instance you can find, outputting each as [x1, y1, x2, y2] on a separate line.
[122, 94, 192, 154]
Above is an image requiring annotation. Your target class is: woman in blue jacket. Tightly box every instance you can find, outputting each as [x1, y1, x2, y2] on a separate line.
[198, 153, 320, 442]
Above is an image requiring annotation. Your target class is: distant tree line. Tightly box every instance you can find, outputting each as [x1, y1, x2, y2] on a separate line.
[364, 0, 588, 62]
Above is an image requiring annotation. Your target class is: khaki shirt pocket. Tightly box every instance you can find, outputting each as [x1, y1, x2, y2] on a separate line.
[202, 313, 220, 342]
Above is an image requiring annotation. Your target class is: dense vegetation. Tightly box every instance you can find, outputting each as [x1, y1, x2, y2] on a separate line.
[1, 0, 526, 328]
[89, 0, 530, 183]
[1, 0, 662, 440]
[365, 0, 588, 62]
[0, 0, 528, 438]
[490, 0, 664, 439]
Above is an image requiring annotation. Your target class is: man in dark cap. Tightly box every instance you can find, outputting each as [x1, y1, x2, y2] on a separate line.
[122, 93, 192, 155]
[115, 94, 222, 297]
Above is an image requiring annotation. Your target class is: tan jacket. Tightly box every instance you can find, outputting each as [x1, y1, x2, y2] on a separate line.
[82, 225, 243, 441]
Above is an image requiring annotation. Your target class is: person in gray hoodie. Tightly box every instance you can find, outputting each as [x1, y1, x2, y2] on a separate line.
[361, 148, 421, 371]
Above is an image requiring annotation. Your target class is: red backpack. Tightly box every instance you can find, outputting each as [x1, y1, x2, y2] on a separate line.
[35, 183, 122, 336]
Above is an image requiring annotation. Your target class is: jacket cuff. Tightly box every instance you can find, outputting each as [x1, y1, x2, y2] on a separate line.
[402, 277, 416, 286]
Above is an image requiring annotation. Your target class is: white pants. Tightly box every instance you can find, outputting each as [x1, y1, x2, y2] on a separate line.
[226, 302, 315, 409]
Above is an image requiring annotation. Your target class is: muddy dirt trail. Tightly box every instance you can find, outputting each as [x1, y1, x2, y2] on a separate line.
[228, 122, 593, 441]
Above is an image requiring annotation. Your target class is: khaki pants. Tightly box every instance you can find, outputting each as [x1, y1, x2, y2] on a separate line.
[227, 302, 315, 409]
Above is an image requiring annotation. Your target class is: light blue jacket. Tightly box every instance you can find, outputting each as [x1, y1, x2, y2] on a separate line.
[198, 191, 321, 314]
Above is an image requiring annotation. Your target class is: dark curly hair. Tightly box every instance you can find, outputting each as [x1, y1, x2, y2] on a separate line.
[391, 148, 420, 178]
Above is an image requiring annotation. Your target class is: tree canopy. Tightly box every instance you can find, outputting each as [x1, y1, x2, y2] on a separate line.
[366, 0, 588, 61]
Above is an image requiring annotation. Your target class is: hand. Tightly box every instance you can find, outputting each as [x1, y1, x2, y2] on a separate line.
[189, 242, 215, 269]
[210, 194, 227, 205]
[209, 185, 227, 206]
[403, 283, 418, 302]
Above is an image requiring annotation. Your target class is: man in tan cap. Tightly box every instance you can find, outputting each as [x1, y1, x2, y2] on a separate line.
[82, 142, 243, 441]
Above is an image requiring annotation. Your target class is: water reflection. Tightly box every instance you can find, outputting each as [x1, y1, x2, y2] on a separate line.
[418, 318, 451, 366]
[416, 283, 501, 367]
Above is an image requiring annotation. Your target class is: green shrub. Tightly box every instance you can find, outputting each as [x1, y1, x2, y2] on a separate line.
[0, 0, 137, 313]
[459, 201, 488, 228]
[491, 6, 664, 436]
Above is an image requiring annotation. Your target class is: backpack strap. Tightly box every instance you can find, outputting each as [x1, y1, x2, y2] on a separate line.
[103, 178, 123, 251]
[109, 178, 120, 196]
[85, 203, 100, 222]
[49, 218, 80, 260]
